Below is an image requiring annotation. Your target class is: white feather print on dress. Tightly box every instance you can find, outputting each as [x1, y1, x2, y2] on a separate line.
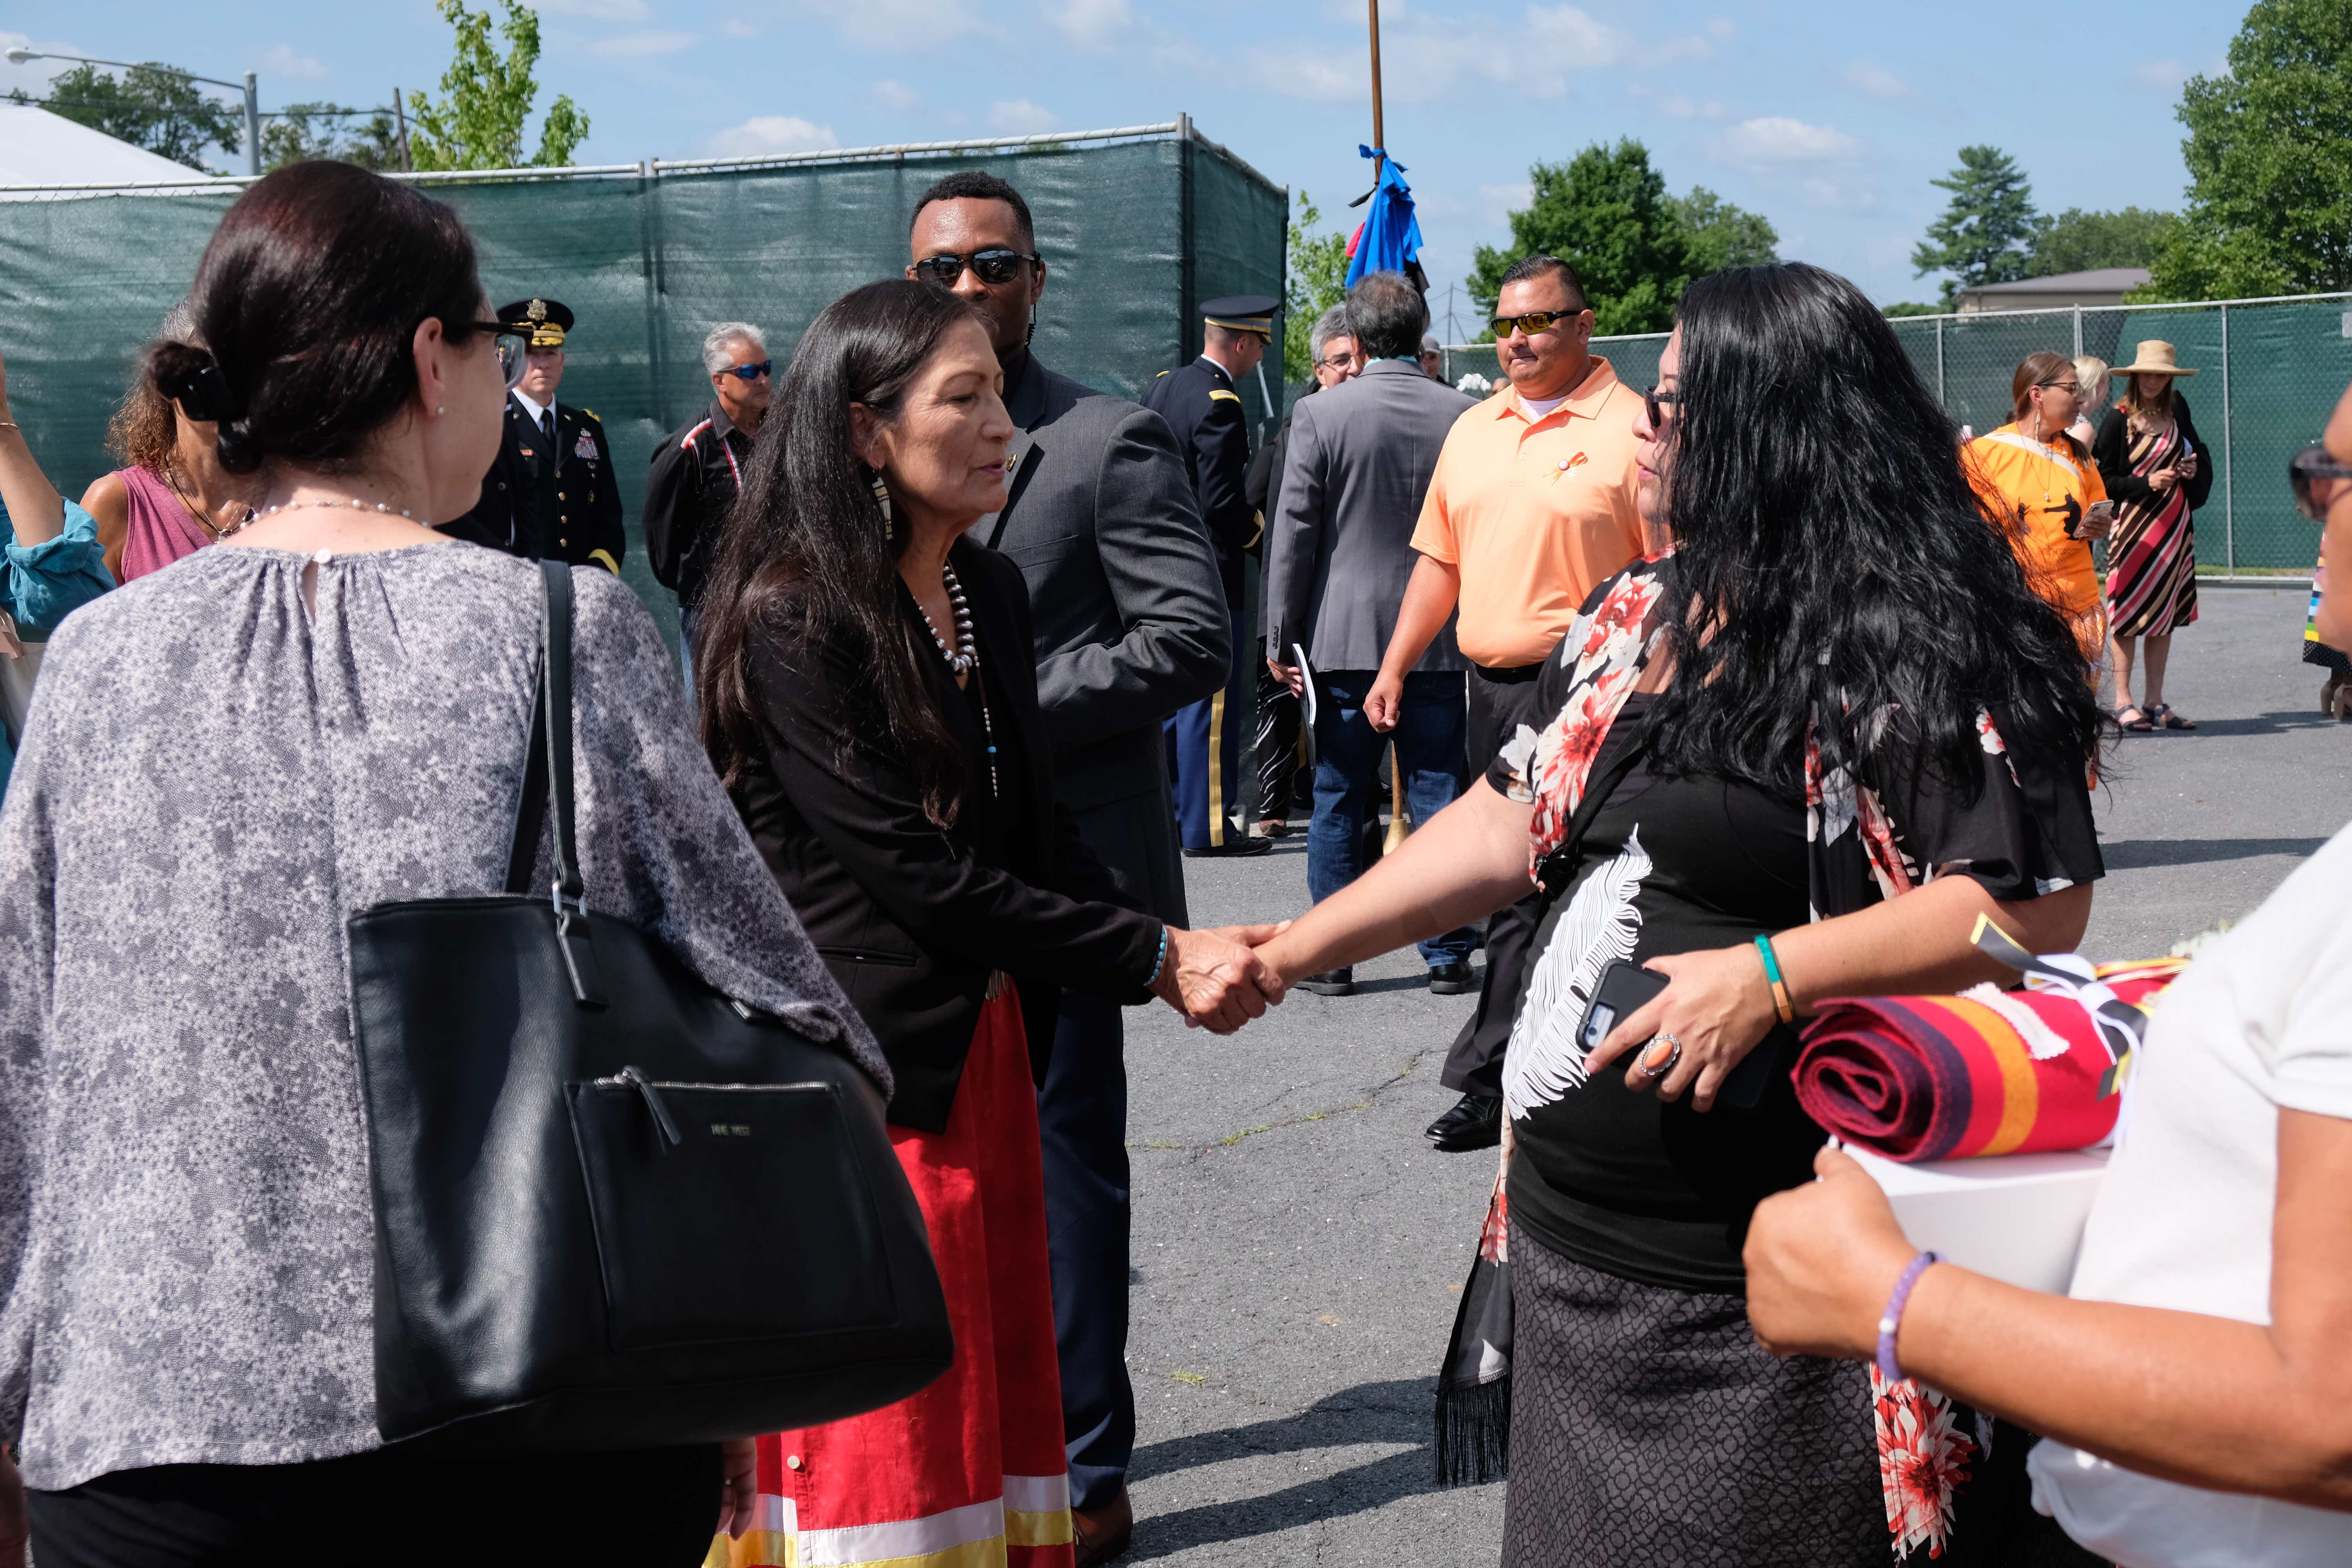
[1503, 826, 1652, 1119]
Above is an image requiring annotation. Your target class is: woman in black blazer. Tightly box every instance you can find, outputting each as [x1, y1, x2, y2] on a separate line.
[693, 279, 1277, 1568]
[2094, 341, 2214, 731]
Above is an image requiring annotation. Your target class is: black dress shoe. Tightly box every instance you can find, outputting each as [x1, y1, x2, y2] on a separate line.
[1298, 967, 1355, 996]
[1427, 960, 1475, 995]
[1426, 1092, 1502, 1151]
[1181, 835, 1273, 858]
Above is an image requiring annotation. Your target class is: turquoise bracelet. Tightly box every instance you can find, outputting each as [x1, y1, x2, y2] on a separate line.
[1753, 933, 1794, 1024]
[1151, 927, 1169, 987]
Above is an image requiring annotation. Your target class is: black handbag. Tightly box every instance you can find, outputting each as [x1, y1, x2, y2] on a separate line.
[346, 561, 952, 1451]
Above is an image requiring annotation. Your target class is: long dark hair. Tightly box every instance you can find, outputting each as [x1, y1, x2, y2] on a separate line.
[149, 161, 486, 475]
[698, 279, 986, 826]
[1644, 263, 2104, 797]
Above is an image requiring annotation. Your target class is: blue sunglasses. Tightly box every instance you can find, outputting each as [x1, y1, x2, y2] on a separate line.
[719, 360, 773, 382]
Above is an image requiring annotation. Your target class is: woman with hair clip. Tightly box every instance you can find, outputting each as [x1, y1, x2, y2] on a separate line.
[78, 301, 261, 583]
[1962, 352, 2117, 675]
[694, 279, 1278, 1568]
[0, 160, 877, 1565]
[1240, 263, 2107, 1565]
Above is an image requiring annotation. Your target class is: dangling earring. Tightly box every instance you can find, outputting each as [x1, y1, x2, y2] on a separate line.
[871, 470, 894, 543]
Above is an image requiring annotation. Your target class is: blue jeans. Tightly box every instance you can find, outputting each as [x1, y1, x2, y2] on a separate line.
[1308, 668, 1477, 965]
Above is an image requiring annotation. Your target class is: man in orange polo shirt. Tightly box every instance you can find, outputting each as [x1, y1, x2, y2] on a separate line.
[1364, 254, 1647, 1152]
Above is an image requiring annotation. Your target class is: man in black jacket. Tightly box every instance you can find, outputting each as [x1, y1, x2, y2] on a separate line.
[440, 298, 626, 572]
[908, 170, 1228, 1566]
[644, 321, 769, 682]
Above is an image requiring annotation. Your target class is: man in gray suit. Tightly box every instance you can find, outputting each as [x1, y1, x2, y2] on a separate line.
[1265, 271, 1479, 998]
[909, 169, 1227, 1565]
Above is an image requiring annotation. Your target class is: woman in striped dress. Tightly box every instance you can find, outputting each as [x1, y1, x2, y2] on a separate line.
[2094, 341, 2213, 731]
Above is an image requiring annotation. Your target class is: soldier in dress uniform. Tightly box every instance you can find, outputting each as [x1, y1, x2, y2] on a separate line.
[440, 297, 626, 573]
[1142, 293, 1278, 857]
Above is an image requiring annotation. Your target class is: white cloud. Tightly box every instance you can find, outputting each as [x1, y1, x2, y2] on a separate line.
[1707, 15, 1735, 38]
[720, 18, 757, 37]
[988, 98, 1059, 134]
[2131, 58, 2187, 91]
[1843, 61, 1915, 100]
[1479, 181, 1532, 221]
[590, 29, 695, 54]
[1720, 116, 1863, 165]
[871, 79, 924, 111]
[1042, 0, 1134, 48]
[1657, 94, 1725, 119]
[1802, 177, 1877, 211]
[262, 45, 330, 80]
[705, 114, 839, 157]
[1253, 4, 1624, 103]
[529, 0, 653, 18]
[804, 0, 984, 50]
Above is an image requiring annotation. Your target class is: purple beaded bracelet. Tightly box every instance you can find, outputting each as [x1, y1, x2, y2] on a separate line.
[1875, 1250, 1940, 1384]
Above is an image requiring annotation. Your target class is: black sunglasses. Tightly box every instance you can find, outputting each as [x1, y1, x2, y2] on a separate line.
[912, 249, 1040, 287]
[2291, 445, 2352, 520]
[718, 360, 773, 382]
[1642, 385, 1680, 428]
[470, 323, 532, 390]
[1490, 309, 1578, 339]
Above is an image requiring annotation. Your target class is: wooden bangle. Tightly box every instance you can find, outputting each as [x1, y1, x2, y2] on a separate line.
[1753, 933, 1796, 1025]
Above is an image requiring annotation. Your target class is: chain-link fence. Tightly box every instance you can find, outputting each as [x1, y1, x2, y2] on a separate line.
[0, 120, 1287, 642]
[1437, 291, 2352, 577]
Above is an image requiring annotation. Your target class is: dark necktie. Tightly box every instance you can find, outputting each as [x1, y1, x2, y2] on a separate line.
[539, 407, 556, 451]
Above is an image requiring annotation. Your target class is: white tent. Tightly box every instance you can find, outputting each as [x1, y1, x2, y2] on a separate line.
[0, 102, 218, 189]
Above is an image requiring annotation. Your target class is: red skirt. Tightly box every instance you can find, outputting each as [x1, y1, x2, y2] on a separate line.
[711, 985, 1076, 1568]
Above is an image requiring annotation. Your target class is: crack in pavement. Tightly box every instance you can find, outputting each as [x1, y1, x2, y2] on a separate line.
[1129, 1049, 1437, 1154]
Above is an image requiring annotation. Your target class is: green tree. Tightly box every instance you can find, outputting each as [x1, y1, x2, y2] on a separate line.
[407, 0, 589, 171]
[1672, 187, 1779, 276]
[1470, 140, 1698, 334]
[2026, 207, 2176, 277]
[1882, 301, 1944, 318]
[261, 104, 403, 173]
[11, 62, 242, 171]
[1912, 145, 2046, 305]
[1283, 190, 1352, 384]
[2140, 0, 2352, 301]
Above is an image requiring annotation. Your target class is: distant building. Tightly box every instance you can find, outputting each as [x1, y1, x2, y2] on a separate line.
[1953, 267, 2152, 315]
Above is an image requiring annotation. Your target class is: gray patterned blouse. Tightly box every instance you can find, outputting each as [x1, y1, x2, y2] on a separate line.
[0, 541, 886, 1492]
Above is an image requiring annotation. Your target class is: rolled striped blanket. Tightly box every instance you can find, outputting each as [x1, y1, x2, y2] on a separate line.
[1793, 957, 2185, 1162]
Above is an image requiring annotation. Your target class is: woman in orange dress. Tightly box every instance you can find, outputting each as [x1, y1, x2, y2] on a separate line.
[1962, 351, 2116, 680]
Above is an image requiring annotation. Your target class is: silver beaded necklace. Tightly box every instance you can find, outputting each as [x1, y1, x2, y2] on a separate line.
[913, 561, 1000, 797]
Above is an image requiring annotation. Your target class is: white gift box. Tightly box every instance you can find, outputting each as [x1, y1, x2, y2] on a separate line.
[1844, 1143, 2111, 1294]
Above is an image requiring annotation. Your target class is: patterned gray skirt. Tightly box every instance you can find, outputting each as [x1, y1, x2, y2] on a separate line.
[1501, 1235, 1885, 1568]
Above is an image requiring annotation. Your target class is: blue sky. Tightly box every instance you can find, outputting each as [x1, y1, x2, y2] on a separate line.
[5, 0, 2243, 330]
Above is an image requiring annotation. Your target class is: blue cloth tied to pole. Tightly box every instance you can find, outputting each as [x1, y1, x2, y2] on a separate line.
[1345, 145, 1423, 287]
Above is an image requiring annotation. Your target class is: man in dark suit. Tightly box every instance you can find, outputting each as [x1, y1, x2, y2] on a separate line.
[1142, 294, 1279, 858]
[441, 298, 626, 573]
[908, 169, 1228, 1566]
[1264, 272, 1479, 999]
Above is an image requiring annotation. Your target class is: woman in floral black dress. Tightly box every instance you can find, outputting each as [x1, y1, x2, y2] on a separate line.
[1252, 264, 2109, 1566]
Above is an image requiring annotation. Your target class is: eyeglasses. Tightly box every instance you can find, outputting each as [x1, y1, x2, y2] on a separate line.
[2290, 445, 2352, 520]
[718, 360, 773, 382]
[912, 249, 1040, 287]
[2036, 379, 2083, 394]
[1642, 385, 1680, 428]
[468, 323, 532, 390]
[1490, 310, 1577, 339]
[1318, 352, 1357, 371]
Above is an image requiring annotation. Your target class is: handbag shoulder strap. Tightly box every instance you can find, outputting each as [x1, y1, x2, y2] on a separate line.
[1534, 734, 1648, 896]
[503, 560, 582, 908]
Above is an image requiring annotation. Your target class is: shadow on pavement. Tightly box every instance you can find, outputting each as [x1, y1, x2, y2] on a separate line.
[2155, 710, 2350, 738]
[1127, 1379, 1464, 1559]
[2098, 836, 2332, 869]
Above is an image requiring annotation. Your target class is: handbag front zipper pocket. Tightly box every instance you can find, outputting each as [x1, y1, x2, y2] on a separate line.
[568, 1069, 899, 1352]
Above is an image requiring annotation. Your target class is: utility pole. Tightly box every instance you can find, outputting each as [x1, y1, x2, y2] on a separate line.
[242, 72, 259, 174]
[392, 87, 415, 172]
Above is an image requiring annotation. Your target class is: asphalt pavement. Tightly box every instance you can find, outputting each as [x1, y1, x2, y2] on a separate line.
[1116, 581, 2348, 1566]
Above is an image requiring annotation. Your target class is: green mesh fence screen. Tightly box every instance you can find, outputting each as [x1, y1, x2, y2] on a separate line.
[0, 127, 1287, 642]
[1436, 294, 2352, 574]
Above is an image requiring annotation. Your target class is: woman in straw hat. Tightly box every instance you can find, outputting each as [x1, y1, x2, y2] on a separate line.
[2094, 340, 2212, 731]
